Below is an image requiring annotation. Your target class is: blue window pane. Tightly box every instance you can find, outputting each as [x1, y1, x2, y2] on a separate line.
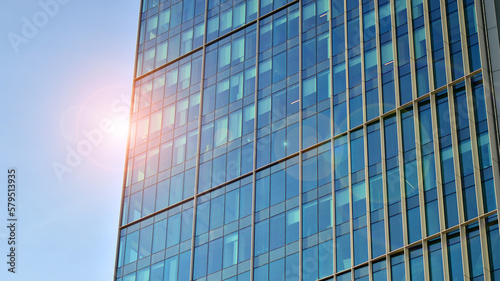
[429, 239, 444, 281]
[337, 234, 351, 271]
[223, 232, 238, 268]
[467, 224, 484, 279]
[207, 238, 223, 274]
[152, 219, 167, 254]
[318, 196, 333, 231]
[239, 227, 252, 262]
[270, 258, 285, 281]
[254, 265, 268, 281]
[255, 220, 269, 256]
[373, 260, 387, 281]
[286, 253, 300, 280]
[319, 240, 333, 278]
[389, 213, 404, 251]
[270, 214, 286, 250]
[193, 244, 207, 279]
[448, 231, 464, 280]
[354, 227, 368, 265]
[303, 201, 318, 237]
[371, 220, 386, 258]
[303, 246, 319, 281]
[125, 231, 139, 264]
[286, 208, 300, 244]
[410, 247, 424, 281]
[486, 219, 500, 279]
[391, 254, 406, 281]
[150, 262, 164, 281]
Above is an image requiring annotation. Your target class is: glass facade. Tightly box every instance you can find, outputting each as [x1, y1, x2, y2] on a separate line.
[115, 0, 500, 280]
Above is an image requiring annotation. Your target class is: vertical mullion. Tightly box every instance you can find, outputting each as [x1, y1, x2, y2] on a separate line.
[464, 78, 485, 216]
[396, 107, 411, 280]
[446, 86, 466, 224]
[344, 0, 351, 131]
[479, 216, 493, 281]
[459, 225, 471, 280]
[441, 232, 451, 280]
[444, 82, 468, 279]
[363, 123, 374, 274]
[414, 100, 431, 278]
[349, 130, 354, 279]
[360, 0, 367, 124]
[390, 0, 401, 108]
[298, 1, 304, 279]
[406, 0, 418, 101]
[456, 0, 471, 75]
[380, 111, 392, 280]
[464, 76, 490, 281]
[189, 1, 210, 278]
[447, 83, 470, 278]
[439, 0, 453, 84]
[429, 93, 447, 233]
[328, 0, 338, 276]
[375, 0, 384, 118]
[422, 0, 435, 92]
[250, 2, 261, 279]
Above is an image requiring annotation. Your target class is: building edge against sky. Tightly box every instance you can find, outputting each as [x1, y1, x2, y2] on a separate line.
[115, 0, 500, 280]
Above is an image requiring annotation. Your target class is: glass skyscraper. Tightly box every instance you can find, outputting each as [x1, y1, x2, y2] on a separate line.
[114, 0, 500, 280]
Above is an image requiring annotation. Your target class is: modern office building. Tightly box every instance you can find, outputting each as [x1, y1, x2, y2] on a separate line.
[114, 0, 500, 280]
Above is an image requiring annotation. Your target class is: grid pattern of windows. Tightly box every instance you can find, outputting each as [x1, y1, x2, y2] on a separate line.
[116, 0, 500, 280]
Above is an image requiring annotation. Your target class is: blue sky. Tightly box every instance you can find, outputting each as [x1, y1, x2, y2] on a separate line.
[0, 0, 138, 280]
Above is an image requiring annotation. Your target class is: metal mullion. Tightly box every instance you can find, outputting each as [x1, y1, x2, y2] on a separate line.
[445, 81, 471, 280]
[441, 232, 451, 280]
[423, 0, 436, 92]
[298, 1, 304, 279]
[459, 224, 471, 281]
[390, 0, 401, 108]
[358, 0, 375, 266]
[429, 94, 447, 233]
[447, 82, 471, 279]
[391, 6, 410, 273]
[406, 0, 419, 101]
[347, 0, 366, 277]
[328, 0, 337, 275]
[188, 0, 210, 278]
[359, 0, 373, 250]
[446, 85, 466, 225]
[464, 76, 491, 281]
[464, 77, 486, 217]
[360, 0, 367, 125]
[395, 106, 411, 281]
[249, 1, 261, 279]
[360, 29, 372, 256]
[479, 216, 493, 281]
[374, 0, 384, 120]
[475, 0, 500, 220]
[413, 99, 431, 280]
[456, 0, 471, 75]
[379, 111, 392, 281]
[421, 239, 431, 281]
[348, 129, 355, 279]
[363, 122, 374, 279]
[344, 0, 351, 132]
[439, 0, 453, 85]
